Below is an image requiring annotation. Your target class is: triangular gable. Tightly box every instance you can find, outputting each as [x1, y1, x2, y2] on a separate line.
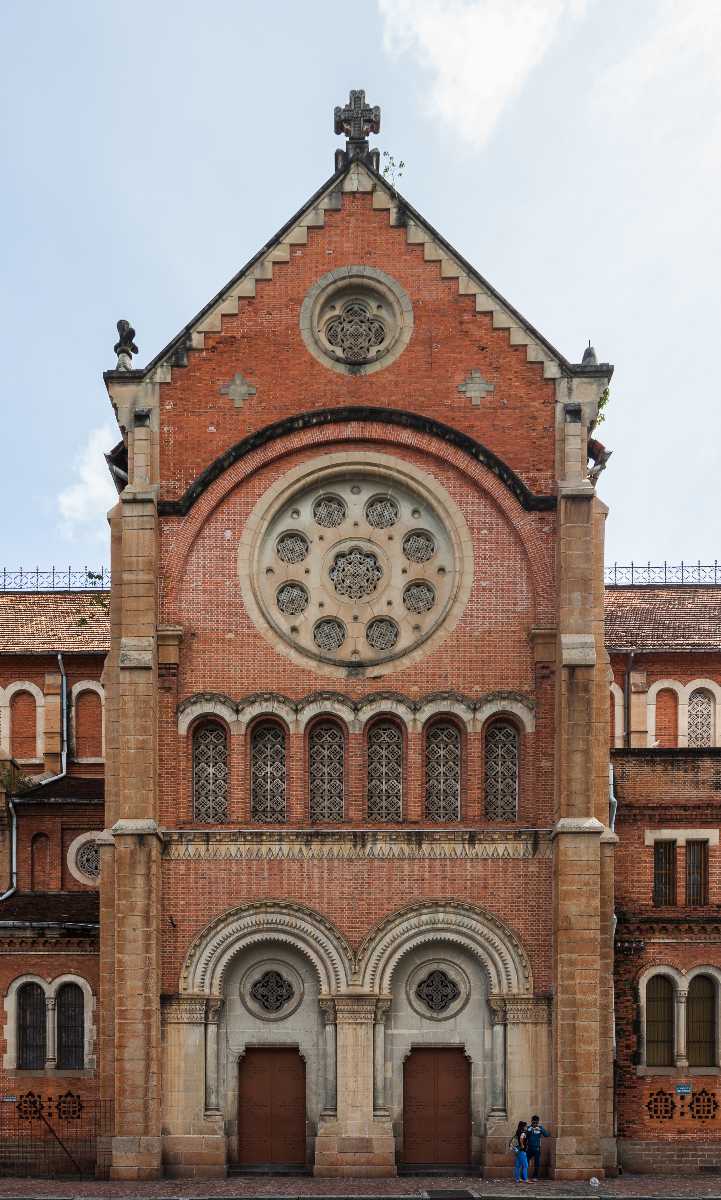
[107, 159, 605, 390]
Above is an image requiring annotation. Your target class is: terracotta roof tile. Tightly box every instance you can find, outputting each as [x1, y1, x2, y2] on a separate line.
[0, 592, 110, 654]
[605, 586, 721, 652]
[0, 891, 99, 925]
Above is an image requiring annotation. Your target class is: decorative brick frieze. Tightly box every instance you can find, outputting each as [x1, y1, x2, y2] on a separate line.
[162, 828, 551, 862]
[490, 994, 553, 1024]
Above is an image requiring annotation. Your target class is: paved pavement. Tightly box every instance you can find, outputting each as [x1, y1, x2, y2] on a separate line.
[0, 1175, 720, 1199]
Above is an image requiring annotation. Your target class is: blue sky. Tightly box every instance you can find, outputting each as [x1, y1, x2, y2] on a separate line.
[1, 0, 719, 570]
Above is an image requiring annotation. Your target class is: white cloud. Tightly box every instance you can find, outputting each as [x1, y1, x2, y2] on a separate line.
[57, 424, 118, 540]
[378, 0, 587, 149]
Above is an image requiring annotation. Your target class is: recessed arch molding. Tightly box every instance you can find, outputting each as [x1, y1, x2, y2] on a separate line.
[157, 407, 557, 517]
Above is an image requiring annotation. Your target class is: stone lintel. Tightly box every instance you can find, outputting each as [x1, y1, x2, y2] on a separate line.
[552, 817, 605, 840]
[560, 633, 596, 667]
[111, 818, 163, 841]
[558, 481, 595, 497]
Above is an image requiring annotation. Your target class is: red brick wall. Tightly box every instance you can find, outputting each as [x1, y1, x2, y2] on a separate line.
[10, 691, 36, 760]
[74, 689, 102, 760]
[655, 688, 678, 748]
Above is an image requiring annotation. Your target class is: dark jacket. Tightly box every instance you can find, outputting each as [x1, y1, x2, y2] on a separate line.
[525, 1124, 549, 1153]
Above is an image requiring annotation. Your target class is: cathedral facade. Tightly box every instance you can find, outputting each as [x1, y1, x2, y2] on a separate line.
[0, 95, 719, 1181]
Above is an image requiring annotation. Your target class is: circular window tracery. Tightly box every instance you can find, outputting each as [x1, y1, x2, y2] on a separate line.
[299, 267, 414, 376]
[76, 841, 99, 879]
[244, 462, 467, 672]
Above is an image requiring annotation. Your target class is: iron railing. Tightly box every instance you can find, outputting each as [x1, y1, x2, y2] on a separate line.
[604, 562, 721, 586]
[0, 1091, 112, 1178]
[0, 568, 110, 592]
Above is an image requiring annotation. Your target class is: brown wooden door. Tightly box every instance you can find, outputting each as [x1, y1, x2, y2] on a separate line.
[403, 1047, 471, 1167]
[237, 1047, 306, 1168]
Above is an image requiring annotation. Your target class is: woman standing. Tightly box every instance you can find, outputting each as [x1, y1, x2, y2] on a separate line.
[510, 1120, 529, 1183]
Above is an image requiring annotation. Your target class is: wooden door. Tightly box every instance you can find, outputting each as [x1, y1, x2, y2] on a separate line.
[403, 1047, 471, 1167]
[237, 1047, 306, 1168]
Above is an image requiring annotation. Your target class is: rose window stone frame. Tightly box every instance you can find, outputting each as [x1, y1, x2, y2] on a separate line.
[405, 958, 471, 1022]
[238, 453, 473, 678]
[299, 267, 414, 376]
[239, 958, 304, 1022]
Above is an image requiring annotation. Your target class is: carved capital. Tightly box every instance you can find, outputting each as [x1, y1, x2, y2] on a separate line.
[161, 994, 208, 1025]
[374, 997, 392, 1025]
[206, 997, 224, 1024]
[490, 994, 552, 1025]
[334, 993, 377, 1024]
[318, 997, 336, 1026]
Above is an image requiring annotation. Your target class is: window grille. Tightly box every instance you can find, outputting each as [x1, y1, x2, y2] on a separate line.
[425, 723, 461, 821]
[309, 722, 345, 821]
[76, 840, 100, 880]
[56, 983, 84, 1070]
[250, 970, 294, 1013]
[653, 841, 676, 906]
[17, 983, 46, 1069]
[688, 689, 714, 747]
[251, 722, 286, 823]
[484, 722, 518, 821]
[367, 722, 402, 821]
[192, 722, 229, 823]
[415, 969, 460, 1014]
[686, 840, 709, 906]
[687, 975, 716, 1067]
[646, 975, 674, 1067]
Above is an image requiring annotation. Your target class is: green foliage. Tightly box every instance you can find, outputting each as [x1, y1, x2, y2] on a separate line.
[0, 763, 33, 795]
[381, 150, 405, 190]
[594, 386, 610, 428]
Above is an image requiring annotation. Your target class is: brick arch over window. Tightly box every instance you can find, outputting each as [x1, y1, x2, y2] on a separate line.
[192, 720, 229, 823]
[30, 833, 50, 891]
[72, 685, 103, 760]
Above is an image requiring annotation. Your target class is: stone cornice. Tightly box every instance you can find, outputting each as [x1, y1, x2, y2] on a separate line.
[162, 828, 552, 863]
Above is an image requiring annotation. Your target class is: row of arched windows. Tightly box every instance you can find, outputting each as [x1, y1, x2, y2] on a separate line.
[16, 981, 85, 1070]
[2, 684, 103, 762]
[191, 717, 520, 824]
[610, 682, 719, 749]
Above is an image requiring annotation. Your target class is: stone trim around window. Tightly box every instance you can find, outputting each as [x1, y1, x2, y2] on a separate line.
[299, 266, 413, 376]
[3, 974, 96, 1072]
[66, 831, 103, 887]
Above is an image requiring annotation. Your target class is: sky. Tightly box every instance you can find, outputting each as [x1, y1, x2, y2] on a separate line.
[1, 0, 720, 572]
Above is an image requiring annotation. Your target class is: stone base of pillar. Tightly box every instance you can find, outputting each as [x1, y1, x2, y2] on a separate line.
[482, 1133, 515, 1177]
[314, 1115, 396, 1177]
[109, 1135, 162, 1180]
[600, 1135, 618, 1176]
[550, 1135, 604, 1180]
[161, 1134, 227, 1179]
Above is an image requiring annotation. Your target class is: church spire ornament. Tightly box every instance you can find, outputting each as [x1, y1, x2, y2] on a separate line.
[334, 89, 381, 171]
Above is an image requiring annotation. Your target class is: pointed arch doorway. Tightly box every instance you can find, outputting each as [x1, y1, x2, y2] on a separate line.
[402, 1047, 471, 1169]
[237, 1047, 306, 1169]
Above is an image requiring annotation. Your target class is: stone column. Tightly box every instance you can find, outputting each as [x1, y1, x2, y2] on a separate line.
[205, 999, 223, 1112]
[676, 990, 689, 1069]
[46, 995, 57, 1068]
[373, 998, 391, 1114]
[488, 1000, 507, 1116]
[314, 992, 396, 1177]
[319, 998, 337, 1114]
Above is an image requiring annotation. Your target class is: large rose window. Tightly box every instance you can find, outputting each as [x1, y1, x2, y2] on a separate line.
[242, 460, 469, 672]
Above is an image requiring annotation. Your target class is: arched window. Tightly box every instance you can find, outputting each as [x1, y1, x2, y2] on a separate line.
[688, 975, 716, 1067]
[484, 722, 519, 821]
[74, 690, 102, 759]
[10, 691, 37, 760]
[309, 721, 344, 821]
[30, 833, 50, 891]
[655, 689, 678, 748]
[17, 982, 46, 1069]
[56, 983, 84, 1069]
[688, 689, 714, 748]
[425, 722, 461, 822]
[367, 721, 403, 821]
[192, 722, 228, 823]
[646, 975, 674, 1067]
[251, 722, 286, 822]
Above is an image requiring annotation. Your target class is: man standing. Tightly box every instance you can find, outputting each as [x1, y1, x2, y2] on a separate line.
[525, 1115, 550, 1180]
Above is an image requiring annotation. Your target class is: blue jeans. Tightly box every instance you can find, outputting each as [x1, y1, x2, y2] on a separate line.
[528, 1148, 541, 1178]
[514, 1150, 529, 1181]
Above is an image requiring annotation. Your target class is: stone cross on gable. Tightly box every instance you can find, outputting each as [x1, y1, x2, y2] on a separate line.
[219, 371, 256, 409]
[334, 89, 380, 163]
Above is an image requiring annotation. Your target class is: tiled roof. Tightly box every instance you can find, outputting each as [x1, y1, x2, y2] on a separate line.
[16, 774, 104, 802]
[0, 592, 110, 654]
[0, 891, 99, 925]
[605, 586, 721, 652]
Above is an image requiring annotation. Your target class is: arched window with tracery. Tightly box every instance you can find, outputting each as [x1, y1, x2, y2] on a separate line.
[425, 721, 461, 822]
[687, 975, 716, 1067]
[367, 720, 403, 821]
[309, 721, 345, 822]
[17, 982, 46, 1069]
[10, 691, 37, 760]
[192, 721, 229, 823]
[74, 689, 103, 759]
[646, 975, 674, 1067]
[688, 689, 714, 748]
[56, 983, 84, 1069]
[251, 721, 286, 823]
[484, 721, 519, 821]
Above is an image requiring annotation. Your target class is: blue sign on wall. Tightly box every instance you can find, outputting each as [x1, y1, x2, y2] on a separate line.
[676, 1084, 692, 1095]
